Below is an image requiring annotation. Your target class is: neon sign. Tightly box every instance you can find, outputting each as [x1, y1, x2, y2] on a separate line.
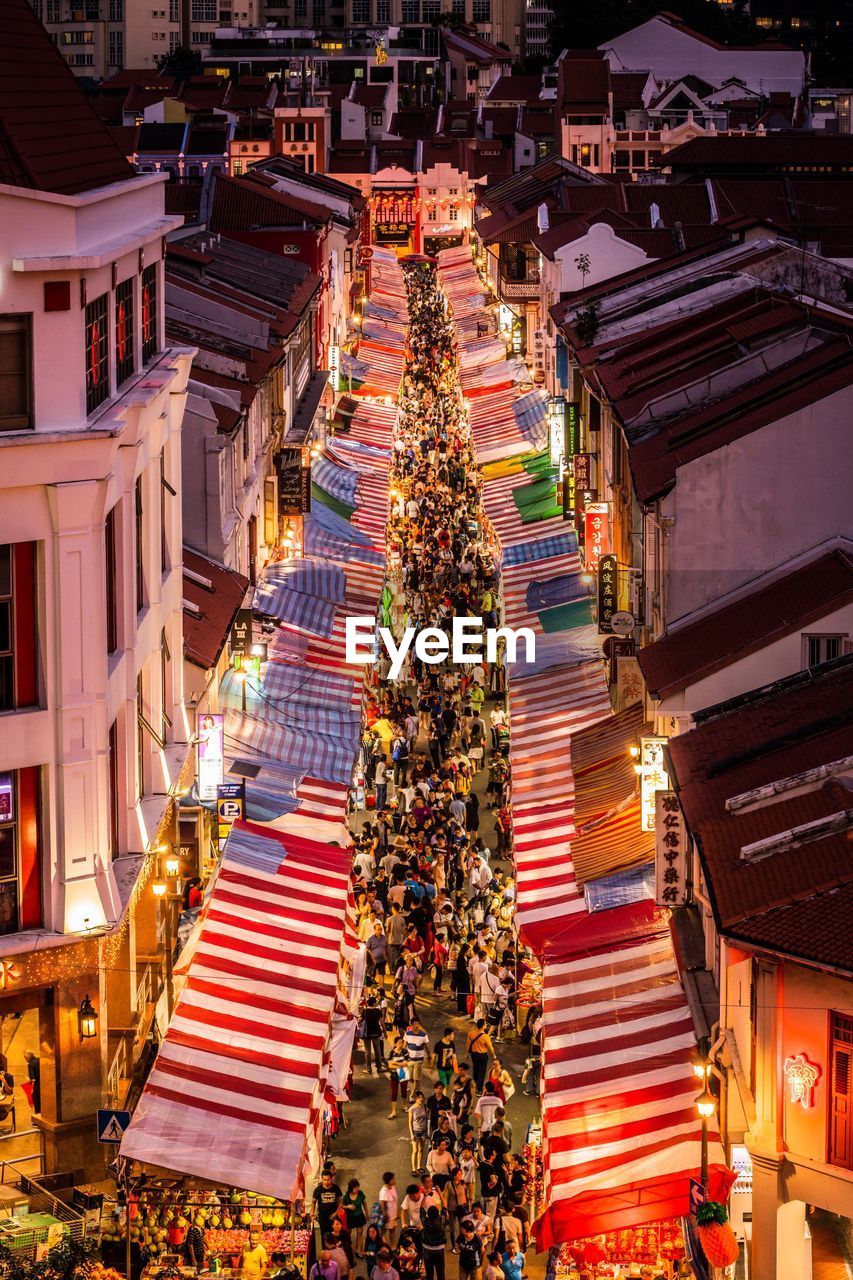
[784, 1053, 820, 1108]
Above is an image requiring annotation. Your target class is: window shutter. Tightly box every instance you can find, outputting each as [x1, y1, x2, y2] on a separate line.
[831, 1042, 853, 1169]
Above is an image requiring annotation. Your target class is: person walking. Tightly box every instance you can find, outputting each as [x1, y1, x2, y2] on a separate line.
[407, 1090, 429, 1173]
[421, 1206, 446, 1280]
[362, 995, 386, 1073]
[404, 1016, 431, 1090]
[466, 1020, 494, 1093]
[341, 1179, 367, 1256]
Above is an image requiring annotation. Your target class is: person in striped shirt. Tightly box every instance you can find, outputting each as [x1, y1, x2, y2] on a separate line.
[404, 1016, 432, 1089]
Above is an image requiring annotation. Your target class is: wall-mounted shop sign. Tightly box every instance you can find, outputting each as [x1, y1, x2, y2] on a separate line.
[640, 735, 669, 832]
[784, 1053, 821, 1108]
[597, 553, 617, 634]
[278, 446, 312, 516]
[375, 222, 411, 244]
[583, 501, 611, 569]
[655, 790, 688, 906]
[230, 607, 252, 658]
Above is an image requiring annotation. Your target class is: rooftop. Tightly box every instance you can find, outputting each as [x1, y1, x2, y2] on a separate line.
[182, 549, 249, 670]
[0, 0, 134, 195]
[668, 655, 853, 973]
[638, 547, 853, 700]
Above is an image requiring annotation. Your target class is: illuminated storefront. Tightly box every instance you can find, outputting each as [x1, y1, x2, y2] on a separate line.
[371, 187, 420, 254]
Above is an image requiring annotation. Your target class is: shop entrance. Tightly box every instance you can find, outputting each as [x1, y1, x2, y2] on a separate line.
[0, 991, 52, 1175]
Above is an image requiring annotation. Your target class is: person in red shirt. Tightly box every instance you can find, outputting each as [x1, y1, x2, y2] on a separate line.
[431, 932, 449, 993]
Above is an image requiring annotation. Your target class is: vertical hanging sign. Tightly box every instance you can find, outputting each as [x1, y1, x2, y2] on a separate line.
[655, 791, 688, 906]
[597, 553, 618, 633]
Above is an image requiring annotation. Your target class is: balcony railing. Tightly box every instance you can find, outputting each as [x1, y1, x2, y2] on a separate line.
[499, 270, 540, 301]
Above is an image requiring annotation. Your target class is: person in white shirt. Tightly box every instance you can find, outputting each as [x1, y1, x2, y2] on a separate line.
[378, 1172, 399, 1247]
[474, 1084, 502, 1134]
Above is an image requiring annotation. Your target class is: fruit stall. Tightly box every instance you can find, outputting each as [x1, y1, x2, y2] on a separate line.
[99, 1181, 311, 1278]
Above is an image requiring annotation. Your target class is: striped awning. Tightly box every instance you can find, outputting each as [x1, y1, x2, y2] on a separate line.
[571, 798, 656, 888]
[120, 821, 354, 1200]
[535, 901, 727, 1247]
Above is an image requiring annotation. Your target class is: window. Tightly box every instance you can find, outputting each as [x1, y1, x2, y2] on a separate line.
[314, 0, 326, 19]
[85, 293, 110, 415]
[422, 0, 439, 14]
[109, 29, 124, 65]
[109, 0, 124, 16]
[136, 673, 145, 800]
[0, 544, 36, 712]
[161, 628, 171, 740]
[85, 0, 100, 15]
[115, 278, 135, 386]
[804, 633, 845, 667]
[376, 0, 389, 17]
[452, 0, 464, 11]
[294, 0, 306, 16]
[105, 505, 119, 654]
[830, 1012, 853, 1170]
[141, 263, 158, 362]
[352, 0, 370, 18]
[0, 769, 43, 934]
[46, 0, 60, 18]
[31, 0, 43, 17]
[0, 316, 33, 431]
[169, 29, 179, 49]
[160, 449, 174, 574]
[169, 0, 179, 17]
[135, 474, 145, 613]
[449, 206, 458, 221]
[472, 0, 490, 19]
[401, 0, 419, 20]
[371, 110, 383, 126]
[62, 29, 95, 42]
[191, 0, 216, 16]
[108, 719, 120, 859]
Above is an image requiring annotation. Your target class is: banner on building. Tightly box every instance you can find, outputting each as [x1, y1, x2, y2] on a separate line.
[278, 447, 312, 516]
[614, 655, 645, 710]
[655, 791, 688, 906]
[196, 712, 224, 802]
[572, 453, 592, 510]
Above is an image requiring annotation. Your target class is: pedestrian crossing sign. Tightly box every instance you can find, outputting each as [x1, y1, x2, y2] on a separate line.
[97, 1108, 131, 1143]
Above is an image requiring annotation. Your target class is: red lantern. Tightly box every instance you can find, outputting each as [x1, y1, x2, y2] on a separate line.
[568, 1245, 585, 1265]
[583, 1242, 606, 1265]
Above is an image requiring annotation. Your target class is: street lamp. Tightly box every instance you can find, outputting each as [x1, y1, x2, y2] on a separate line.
[78, 995, 98, 1040]
[233, 666, 248, 713]
[696, 1082, 716, 1190]
[165, 856, 180, 878]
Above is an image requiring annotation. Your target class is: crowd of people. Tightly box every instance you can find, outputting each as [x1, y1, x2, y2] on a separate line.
[312, 260, 544, 1280]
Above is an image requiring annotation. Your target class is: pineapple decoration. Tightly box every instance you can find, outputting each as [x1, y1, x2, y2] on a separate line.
[695, 1200, 740, 1268]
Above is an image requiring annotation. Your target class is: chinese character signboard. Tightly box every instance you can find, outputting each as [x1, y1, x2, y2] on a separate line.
[615, 655, 644, 710]
[655, 790, 688, 905]
[375, 223, 411, 244]
[641, 735, 670, 831]
[196, 712, 224, 802]
[573, 453, 592, 510]
[584, 502, 611, 569]
[564, 401, 580, 459]
[597, 553, 617, 633]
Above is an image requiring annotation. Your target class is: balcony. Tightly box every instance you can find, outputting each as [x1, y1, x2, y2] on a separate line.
[498, 268, 540, 301]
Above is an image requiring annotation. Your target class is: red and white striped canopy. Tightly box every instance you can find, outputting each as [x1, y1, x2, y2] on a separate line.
[121, 821, 354, 1199]
[535, 901, 726, 1247]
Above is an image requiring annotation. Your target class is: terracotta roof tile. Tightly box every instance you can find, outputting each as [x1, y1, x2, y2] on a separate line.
[668, 656, 853, 970]
[183, 548, 249, 670]
[0, 0, 134, 195]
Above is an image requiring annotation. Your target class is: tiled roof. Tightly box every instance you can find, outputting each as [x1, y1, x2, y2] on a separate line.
[108, 125, 139, 158]
[389, 108, 438, 141]
[667, 655, 853, 971]
[486, 75, 542, 104]
[351, 83, 389, 109]
[662, 132, 853, 170]
[182, 548, 249, 670]
[137, 123, 185, 153]
[0, 0, 135, 195]
[638, 548, 853, 700]
[421, 138, 466, 171]
[559, 52, 610, 114]
[610, 71, 650, 114]
[209, 173, 333, 231]
[185, 123, 230, 155]
[443, 28, 512, 65]
[479, 106, 518, 138]
[328, 145, 373, 175]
